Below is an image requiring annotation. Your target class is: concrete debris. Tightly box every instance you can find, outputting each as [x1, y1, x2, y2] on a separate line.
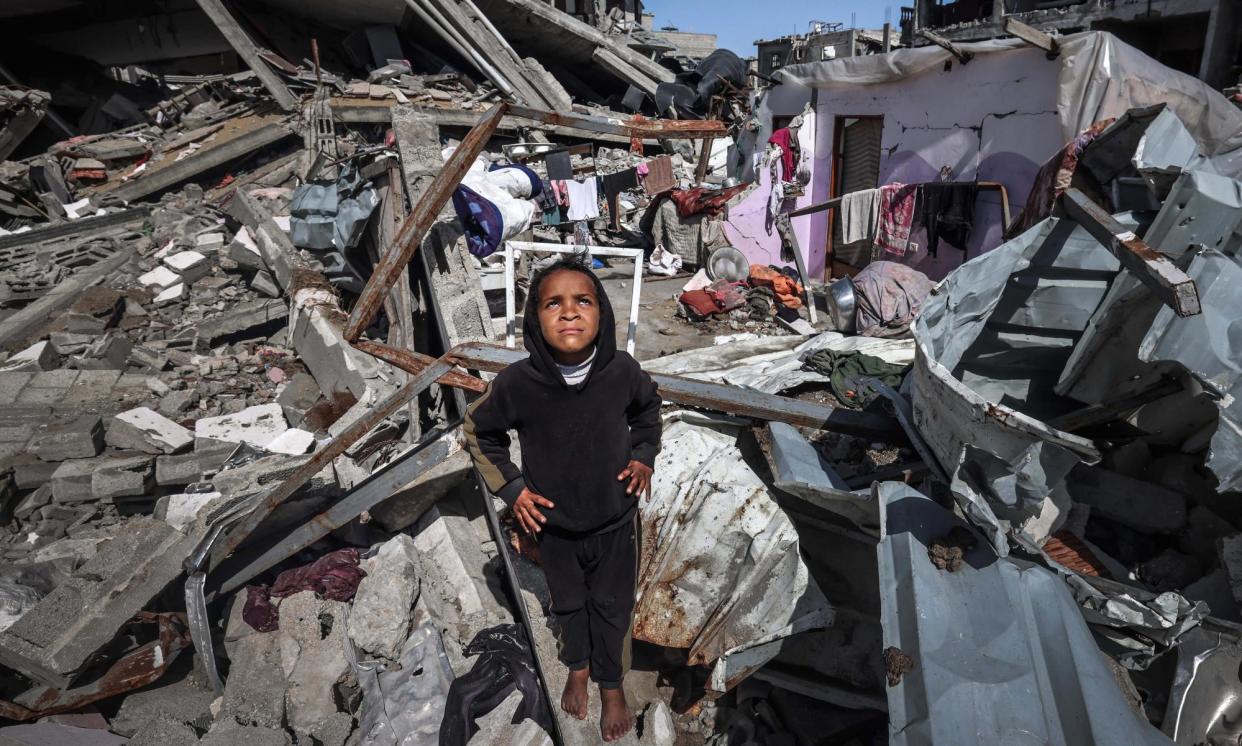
[0, 3, 1235, 743]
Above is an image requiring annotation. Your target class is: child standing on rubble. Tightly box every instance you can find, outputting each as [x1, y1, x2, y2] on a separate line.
[464, 255, 662, 742]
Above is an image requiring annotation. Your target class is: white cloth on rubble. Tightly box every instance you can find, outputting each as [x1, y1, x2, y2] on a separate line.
[839, 189, 880, 245]
[647, 245, 683, 277]
[643, 331, 915, 394]
[564, 178, 600, 221]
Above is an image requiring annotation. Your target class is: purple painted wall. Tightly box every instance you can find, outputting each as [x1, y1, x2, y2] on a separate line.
[726, 45, 1066, 282]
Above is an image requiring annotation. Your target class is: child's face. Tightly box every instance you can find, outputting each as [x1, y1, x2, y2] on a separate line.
[536, 269, 600, 360]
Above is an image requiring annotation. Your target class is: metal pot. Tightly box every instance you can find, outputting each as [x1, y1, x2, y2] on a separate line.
[826, 276, 857, 333]
[706, 246, 749, 282]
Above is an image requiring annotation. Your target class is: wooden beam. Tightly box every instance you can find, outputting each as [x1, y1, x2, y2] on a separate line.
[506, 104, 726, 140]
[1061, 188, 1201, 317]
[193, 0, 298, 111]
[333, 103, 640, 146]
[1004, 17, 1061, 59]
[918, 28, 974, 64]
[345, 102, 509, 342]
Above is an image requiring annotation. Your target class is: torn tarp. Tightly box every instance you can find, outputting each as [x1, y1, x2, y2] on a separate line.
[876, 482, 1173, 746]
[290, 164, 379, 294]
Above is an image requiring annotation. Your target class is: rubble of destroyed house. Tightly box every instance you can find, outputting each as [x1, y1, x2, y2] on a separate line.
[0, 1, 1240, 745]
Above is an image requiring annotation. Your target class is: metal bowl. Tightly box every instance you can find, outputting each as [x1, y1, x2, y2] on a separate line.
[826, 276, 857, 333]
[706, 246, 749, 282]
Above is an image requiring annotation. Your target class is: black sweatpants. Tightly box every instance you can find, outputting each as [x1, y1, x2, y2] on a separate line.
[539, 516, 639, 689]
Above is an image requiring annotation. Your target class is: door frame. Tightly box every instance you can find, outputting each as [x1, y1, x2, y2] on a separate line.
[826, 114, 884, 280]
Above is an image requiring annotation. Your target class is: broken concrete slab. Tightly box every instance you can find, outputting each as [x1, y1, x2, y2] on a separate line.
[49, 458, 100, 503]
[28, 415, 104, 461]
[107, 407, 194, 454]
[155, 448, 231, 486]
[276, 372, 320, 428]
[163, 250, 209, 284]
[277, 590, 351, 736]
[249, 270, 280, 297]
[219, 630, 287, 730]
[348, 534, 419, 661]
[154, 283, 186, 306]
[263, 428, 314, 455]
[109, 665, 215, 737]
[195, 403, 288, 449]
[124, 714, 200, 746]
[138, 265, 181, 290]
[159, 491, 222, 532]
[198, 719, 293, 746]
[0, 517, 192, 688]
[228, 226, 266, 269]
[0, 341, 57, 373]
[91, 454, 155, 500]
[195, 232, 226, 253]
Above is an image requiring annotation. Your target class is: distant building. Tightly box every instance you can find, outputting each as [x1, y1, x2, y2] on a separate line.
[650, 28, 718, 59]
[900, 0, 1241, 88]
[755, 23, 897, 78]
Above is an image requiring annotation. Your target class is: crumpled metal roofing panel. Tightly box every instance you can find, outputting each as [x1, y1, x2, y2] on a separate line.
[876, 481, 1173, 746]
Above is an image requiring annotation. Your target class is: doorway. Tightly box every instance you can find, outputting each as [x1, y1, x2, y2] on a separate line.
[827, 116, 883, 278]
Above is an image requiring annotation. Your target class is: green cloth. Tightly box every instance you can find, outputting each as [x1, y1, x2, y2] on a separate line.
[803, 349, 909, 409]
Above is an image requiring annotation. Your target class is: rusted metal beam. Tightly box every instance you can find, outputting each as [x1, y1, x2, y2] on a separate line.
[203, 353, 461, 567]
[0, 613, 190, 721]
[344, 103, 509, 342]
[506, 104, 726, 140]
[353, 340, 487, 393]
[1061, 188, 1201, 317]
[449, 343, 904, 441]
[1004, 17, 1060, 59]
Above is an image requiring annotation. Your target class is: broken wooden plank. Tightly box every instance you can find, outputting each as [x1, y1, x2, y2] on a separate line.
[1004, 17, 1060, 59]
[345, 102, 508, 341]
[193, 0, 298, 110]
[105, 122, 295, 204]
[919, 28, 974, 64]
[450, 342, 905, 441]
[1061, 187, 1201, 317]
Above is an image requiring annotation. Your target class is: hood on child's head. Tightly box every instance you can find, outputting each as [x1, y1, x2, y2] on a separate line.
[522, 259, 616, 387]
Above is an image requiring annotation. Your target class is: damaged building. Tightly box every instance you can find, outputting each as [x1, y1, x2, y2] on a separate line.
[0, 1, 1240, 745]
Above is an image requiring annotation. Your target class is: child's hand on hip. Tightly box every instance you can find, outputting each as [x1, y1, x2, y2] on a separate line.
[514, 488, 554, 534]
[618, 460, 653, 500]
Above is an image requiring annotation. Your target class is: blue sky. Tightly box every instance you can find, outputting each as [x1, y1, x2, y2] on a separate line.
[642, 1, 895, 55]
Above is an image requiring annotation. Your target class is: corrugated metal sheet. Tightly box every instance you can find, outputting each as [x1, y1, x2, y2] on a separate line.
[876, 481, 1174, 746]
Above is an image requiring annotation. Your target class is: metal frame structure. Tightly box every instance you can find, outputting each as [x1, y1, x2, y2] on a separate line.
[503, 240, 643, 355]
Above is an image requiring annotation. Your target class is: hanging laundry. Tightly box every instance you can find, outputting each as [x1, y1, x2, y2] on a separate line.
[840, 188, 880, 245]
[767, 127, 797, 178]
[545, 149, 573, 181]
[669, 183, 748, 219]
[601, 167, 639, 229]
[564, 178, 600, 221]
[550, 180, 569, 207]
[875, 183, 919, 257]
[921, 182, 980, 256]
[641, 155, 676, 196]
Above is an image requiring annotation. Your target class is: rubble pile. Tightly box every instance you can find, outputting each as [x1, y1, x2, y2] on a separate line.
[0, 1, 1239, 745]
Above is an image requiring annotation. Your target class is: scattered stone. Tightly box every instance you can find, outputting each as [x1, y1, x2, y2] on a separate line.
[249, 270, 280, 297]
[308, 712, 354, 746]
[199, 718, 292, 746]
[163, 250, 209, 283]
[13, 484, 52, 521]
[156, 448, 230, 486]
[1140, 548, 1204, 593]
[66, 287, 124, 333]
[1220, 534, 1242, 608]
[263, 428, 314, 455]
[228, 226, 266, 269]
[927, 526, 977, 572]
[107, 407, 193, 454]
[0, 341, 57, 372]
[73, 334, 132, 371]
[196, 232, 226, 253]
[196, 403, 288, 449]
[91, 454, 155, 500]
[277, 591, 350, 735]
[13, 459, 58, 490]
[49, 332, 94, 356]
[1181, 506, 1237, 567]
[158, 389, 200, 418]
[276, 373, 321, 428]
[110, 666, 215, 737]
[139, 265, 181, 290]
[155, 283, 187, 306]
[125, 714, 199, 746]
[219, 632, 287, 730]
[49, 458, 100, 503]
[348, 535, 419, 660]
[640, 701, 675, 746]
[158, 491, 222, 532]
[28, 416, 104, 461]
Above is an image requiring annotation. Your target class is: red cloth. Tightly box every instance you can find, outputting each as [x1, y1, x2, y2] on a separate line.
[1009, 117, 1115, 237]
[875, 183, 919, 257]
[767, 127, 796, 177]
[242, 548, 367, 632]
[668, 183, 749, 218]
[679, 289, 725, 319]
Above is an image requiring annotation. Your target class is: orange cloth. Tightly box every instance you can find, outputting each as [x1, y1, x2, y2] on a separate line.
[748, 265, 803, 309]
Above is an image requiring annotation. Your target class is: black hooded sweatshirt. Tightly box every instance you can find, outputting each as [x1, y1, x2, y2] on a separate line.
[464, 270, 662, 536]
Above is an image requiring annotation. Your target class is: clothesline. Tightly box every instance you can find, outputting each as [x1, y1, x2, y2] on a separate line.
[784, 180, 1012, 229]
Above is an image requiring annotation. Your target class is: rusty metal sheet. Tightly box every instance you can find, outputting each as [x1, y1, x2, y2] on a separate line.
[345, 103, 509, 342]
[0, 613, 190, 721]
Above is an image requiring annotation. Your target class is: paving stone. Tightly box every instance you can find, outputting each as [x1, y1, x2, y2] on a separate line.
[28, 416, 104, 461]
[49, 332, 95, 355]
[49, 459, 101, 503]
[196, 232, 226, 253]
[107, 407, 193, 454]
[0, 341, 58, 372]
[61, 370, 122, 405]
[91, 454, 155, 500]
[0, 517, 191, 688]
[0, 373, 33, 405]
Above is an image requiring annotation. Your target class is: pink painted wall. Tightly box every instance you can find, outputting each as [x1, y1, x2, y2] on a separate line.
[726, 45, 1066, 282]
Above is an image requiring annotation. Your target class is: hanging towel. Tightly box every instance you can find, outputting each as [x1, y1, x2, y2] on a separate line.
[564, 178, 600, 221]
[767, 127, 796, 178]
[840, 189, 880, 245]
[875, 183, 919, 257]
[545, 149, 573, 181]
[921, 183, 980, 257]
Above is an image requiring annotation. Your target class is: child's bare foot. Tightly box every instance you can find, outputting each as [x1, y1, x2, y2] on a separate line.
[561, 668, 589, 720]
[599, 686, 632, 742]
